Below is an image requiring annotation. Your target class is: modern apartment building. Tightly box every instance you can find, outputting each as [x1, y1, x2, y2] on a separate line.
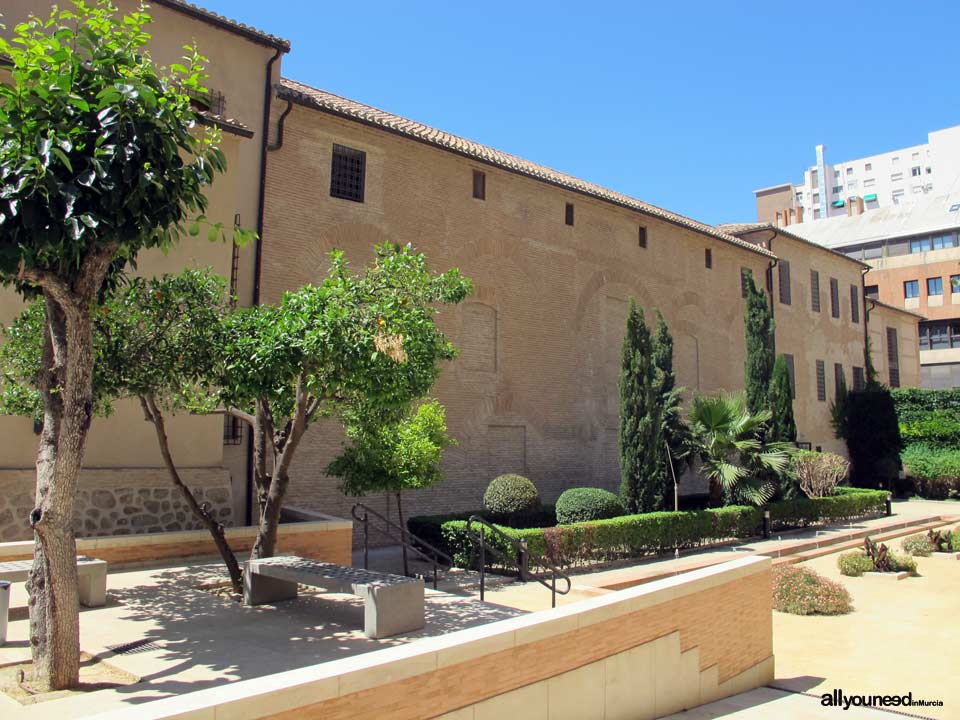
[755, 126, 960, 226]
[0, 1, 922, 542]
[787, 191, 959, 388]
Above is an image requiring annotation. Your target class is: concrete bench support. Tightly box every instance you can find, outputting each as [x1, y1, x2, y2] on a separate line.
[244, 555, 424, 639]
[0, 556, 107, 607]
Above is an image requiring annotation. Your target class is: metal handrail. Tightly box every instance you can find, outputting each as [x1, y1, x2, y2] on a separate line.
[351, 503, 453, 589]
[466, 515, 572, 608]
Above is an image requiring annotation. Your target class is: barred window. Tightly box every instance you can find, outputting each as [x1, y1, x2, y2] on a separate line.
[834, 363, 845, 397]
[223, 414, 243, 445]
[850, 285, 860, 324]
[778, 260, 791, 305]
[330, 143, 366, 202]
[816, 360, 826, 401]
[810, 270, 821, 312]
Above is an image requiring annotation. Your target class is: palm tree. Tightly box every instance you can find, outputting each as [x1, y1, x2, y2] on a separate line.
[687, 392, 792, 507]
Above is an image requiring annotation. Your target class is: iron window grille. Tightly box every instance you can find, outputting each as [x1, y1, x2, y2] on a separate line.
[830, 278, 840, 318]
[223, 414, 243, 446]
[886, 327, 900, 388]
[834, 363, 844, 398]
[330, 144, 366, 202]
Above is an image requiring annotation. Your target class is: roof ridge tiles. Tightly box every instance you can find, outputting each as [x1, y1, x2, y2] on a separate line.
[276, 77, 775, 259]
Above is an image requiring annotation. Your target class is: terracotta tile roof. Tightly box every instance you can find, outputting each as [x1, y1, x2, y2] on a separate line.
[718, 222, 868, 269]
[196, 110, 254, 139]
[152, 0, 290, 50]
[277, 78, 775, 259]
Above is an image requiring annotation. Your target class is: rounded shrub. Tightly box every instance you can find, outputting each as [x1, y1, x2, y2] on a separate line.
[838, 551, 873, 577]
[555, 487, 624, 525]
[901, 533, 935, 557]
[889, 552, 918, 575]
[483, 474, 540, 516]
[772, 565, 852, 615]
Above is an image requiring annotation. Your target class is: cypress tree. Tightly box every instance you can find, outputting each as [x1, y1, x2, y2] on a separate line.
[618, 300, 665, 513]
[744, 275, 775, 415]
[652, 310, 689, 507]
[769, 354, 797, 443]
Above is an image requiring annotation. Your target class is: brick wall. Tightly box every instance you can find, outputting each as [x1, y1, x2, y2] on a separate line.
[261, 101, 773, 523]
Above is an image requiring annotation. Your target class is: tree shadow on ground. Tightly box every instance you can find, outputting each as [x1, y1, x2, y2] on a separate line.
[99, 561, 525, 704]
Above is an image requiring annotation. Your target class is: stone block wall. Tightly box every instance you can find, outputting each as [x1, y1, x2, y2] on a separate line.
[0, 468, 233, 542]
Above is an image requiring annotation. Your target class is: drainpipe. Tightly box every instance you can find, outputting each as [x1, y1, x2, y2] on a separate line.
[764, 229, 778, 354]
[246, 45, 285, 527]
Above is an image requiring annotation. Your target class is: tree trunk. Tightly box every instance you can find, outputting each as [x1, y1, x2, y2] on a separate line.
[141, 395, 243, 595]
[396, 491, 409, 576]
[27, 294, 91, 691]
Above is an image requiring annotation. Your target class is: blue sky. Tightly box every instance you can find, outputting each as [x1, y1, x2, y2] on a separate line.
[200, 0, 960, 226]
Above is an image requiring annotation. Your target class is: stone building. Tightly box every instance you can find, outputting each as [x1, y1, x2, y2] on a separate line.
[0, 1, 920, 541]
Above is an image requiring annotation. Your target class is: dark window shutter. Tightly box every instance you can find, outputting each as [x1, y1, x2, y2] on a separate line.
[810, 270, 821, 312]
[705, 248, 712, 269]
[830, 278, 840, 318]
[638, 226, 647, 248]
[852, 367, 865, 391]
[834, 363, 844, 397]
[850, 285, 860, 323]
[886, 327, 900, 387]
[816, 360, 826, 401]
[784, 354, 796, 398]
[779, 261, 791, 305]
[472, 170, 486, 200]
[565, 203, 574, 226]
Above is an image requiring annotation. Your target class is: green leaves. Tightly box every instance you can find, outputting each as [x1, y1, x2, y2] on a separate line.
[0, 0, 226, 289]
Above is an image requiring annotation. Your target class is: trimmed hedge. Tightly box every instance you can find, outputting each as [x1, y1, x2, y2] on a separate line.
[440, 506, 760, 570]
[410, 487, 889, 571]
[893, 388, 960, 447]
[901, 444, 960, 500]
[767, 488, 888, 529]
[483, 474, 540, 515]
[555, 487, 624, 525]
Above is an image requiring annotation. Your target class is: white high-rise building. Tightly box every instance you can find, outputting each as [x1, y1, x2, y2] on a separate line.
[755, 124, 960, 225]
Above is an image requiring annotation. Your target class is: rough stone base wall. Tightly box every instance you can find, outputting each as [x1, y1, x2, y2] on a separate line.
[0, 468, 233, 542]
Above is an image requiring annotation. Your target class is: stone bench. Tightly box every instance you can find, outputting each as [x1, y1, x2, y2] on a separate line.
[0, 556, 107, 607]
[243, 555, 424, 639]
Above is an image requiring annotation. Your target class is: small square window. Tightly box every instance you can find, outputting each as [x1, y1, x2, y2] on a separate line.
[330, 143, 366, 202]
[704, 248, 712, 269]
[472, 170, 486, 200]
[927, 277, 943, 296]
[846, 167, 853, 176]
[951, 275, 960, 294]
[638, 226, 647, 248]
[565, 202, 574, 226]
[891, 172, 903, 182]
[903, 279, 919, 298]
[911, 166, 922, 177]
[864, 163, 872, 171]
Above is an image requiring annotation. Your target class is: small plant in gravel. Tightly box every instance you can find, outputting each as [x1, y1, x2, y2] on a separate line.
[901, 534, 935, 557]
[773, 565, 852, 615]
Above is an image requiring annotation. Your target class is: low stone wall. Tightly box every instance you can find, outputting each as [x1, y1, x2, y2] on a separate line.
[0, 517, 353, 568]
[0, 467, 233, 542]
[96, 556, 774, 720]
